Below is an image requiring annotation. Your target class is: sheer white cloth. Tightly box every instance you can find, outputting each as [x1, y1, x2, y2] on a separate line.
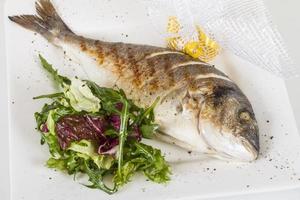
[143, 0, 296, 78]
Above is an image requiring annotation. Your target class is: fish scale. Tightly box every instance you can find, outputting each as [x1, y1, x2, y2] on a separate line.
[9, 0, 259, 161]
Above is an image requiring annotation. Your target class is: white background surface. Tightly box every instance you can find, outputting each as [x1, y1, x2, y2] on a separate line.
[0, 0, 10, 200]
[216, 1, 300, 199]
[1, 0, 300, 199]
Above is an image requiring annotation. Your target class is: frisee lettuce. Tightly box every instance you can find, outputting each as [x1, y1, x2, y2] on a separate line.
[34, 55, 171, 194]
[114, 141, 171, 186]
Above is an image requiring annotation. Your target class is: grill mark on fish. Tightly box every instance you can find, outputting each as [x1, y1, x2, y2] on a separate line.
[140, 53, 193, 74]
[110, 44, 123, 76]
[171, 61, 211, 70]
[96, 43, 166, 88]
[80, 40, 87, 51]
[96, 45, 105, 65]
[78, 38, 106, 65]
[140, 65, 220, 103]
[194, 73, 232, 82]
[145, 51, 185, 59]
[139, 62, 225, 92]
[138, 54, 215, 90]
[138, 54, 205, 88]
[133, 58, 154, 83]
[76, 40, 160, 88]
[134, 53, 191, 89]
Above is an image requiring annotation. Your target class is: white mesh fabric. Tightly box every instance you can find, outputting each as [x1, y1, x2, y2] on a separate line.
[143, 0, 296, 78]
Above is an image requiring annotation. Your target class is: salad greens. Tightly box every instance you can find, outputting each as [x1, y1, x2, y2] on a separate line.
[34, 55, 170, 194]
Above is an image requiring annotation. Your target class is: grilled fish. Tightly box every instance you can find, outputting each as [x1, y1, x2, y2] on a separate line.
[9, 0, 259, 161]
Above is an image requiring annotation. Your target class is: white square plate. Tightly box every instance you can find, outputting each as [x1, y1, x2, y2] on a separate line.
[4, 0, 300, 199]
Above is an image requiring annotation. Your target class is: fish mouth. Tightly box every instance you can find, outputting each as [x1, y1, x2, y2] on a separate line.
[200, 122, 259, 162]
[241, 129, 260, 153]
[238, 137, 259, 160]
[213, 137, 258, 162]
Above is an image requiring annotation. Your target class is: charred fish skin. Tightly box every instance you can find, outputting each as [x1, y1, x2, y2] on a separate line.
[9, 0, 259, 161]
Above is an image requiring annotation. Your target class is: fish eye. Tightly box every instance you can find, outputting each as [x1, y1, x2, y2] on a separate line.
[239, 111, 251, 121]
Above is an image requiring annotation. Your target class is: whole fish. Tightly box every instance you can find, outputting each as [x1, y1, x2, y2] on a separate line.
[9, 0, 259, 161]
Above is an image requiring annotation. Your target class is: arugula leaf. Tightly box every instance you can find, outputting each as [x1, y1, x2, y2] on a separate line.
[133, 142, 170, 183]
[114, 141, 171, 186]
[135, 97, 159, 125]
[33, 92, 64, 100]
[35, 102, 74, 129]
[86, 81, 139, 115]
[51, 106, 75, 122]
[104, 129, 119, 137]
[140, 124, 159, 139]
[39, 54, 71, 86]
[113, 158, 142, 186]
[46, 145, 117, 194]
[86, 81, 124, 114]
[117, 100, 129, 177]
[83, 160, 117, 194]
[86, 81, 123, 102]
[34, 102, 60, 130]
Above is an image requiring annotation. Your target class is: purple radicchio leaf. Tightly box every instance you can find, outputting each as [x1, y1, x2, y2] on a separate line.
[109, 114, 121, 131]
[115, 102, 123, 111]
[98, 137, 119, 155]
[41, 123, 49, 133]
[55, 114, 107, 150]
[129, 125, 142, 141]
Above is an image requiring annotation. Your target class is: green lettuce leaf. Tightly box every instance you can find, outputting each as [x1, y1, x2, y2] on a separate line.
[42, 132, 63, 159]
[64, 78, 101, 113]
[46, 150, 85, 175]
[68, 140, 114, 169]
[39, 54, 100, 113]
[46, 145, 117, 194]
[34, 102, 61, 130]
[42, 110, 63, 158]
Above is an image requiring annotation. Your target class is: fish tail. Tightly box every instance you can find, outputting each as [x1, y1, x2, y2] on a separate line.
[8, 0, 73, 42]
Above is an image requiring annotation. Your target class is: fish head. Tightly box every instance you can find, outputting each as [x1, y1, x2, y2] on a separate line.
[198, 85, 259, 161]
